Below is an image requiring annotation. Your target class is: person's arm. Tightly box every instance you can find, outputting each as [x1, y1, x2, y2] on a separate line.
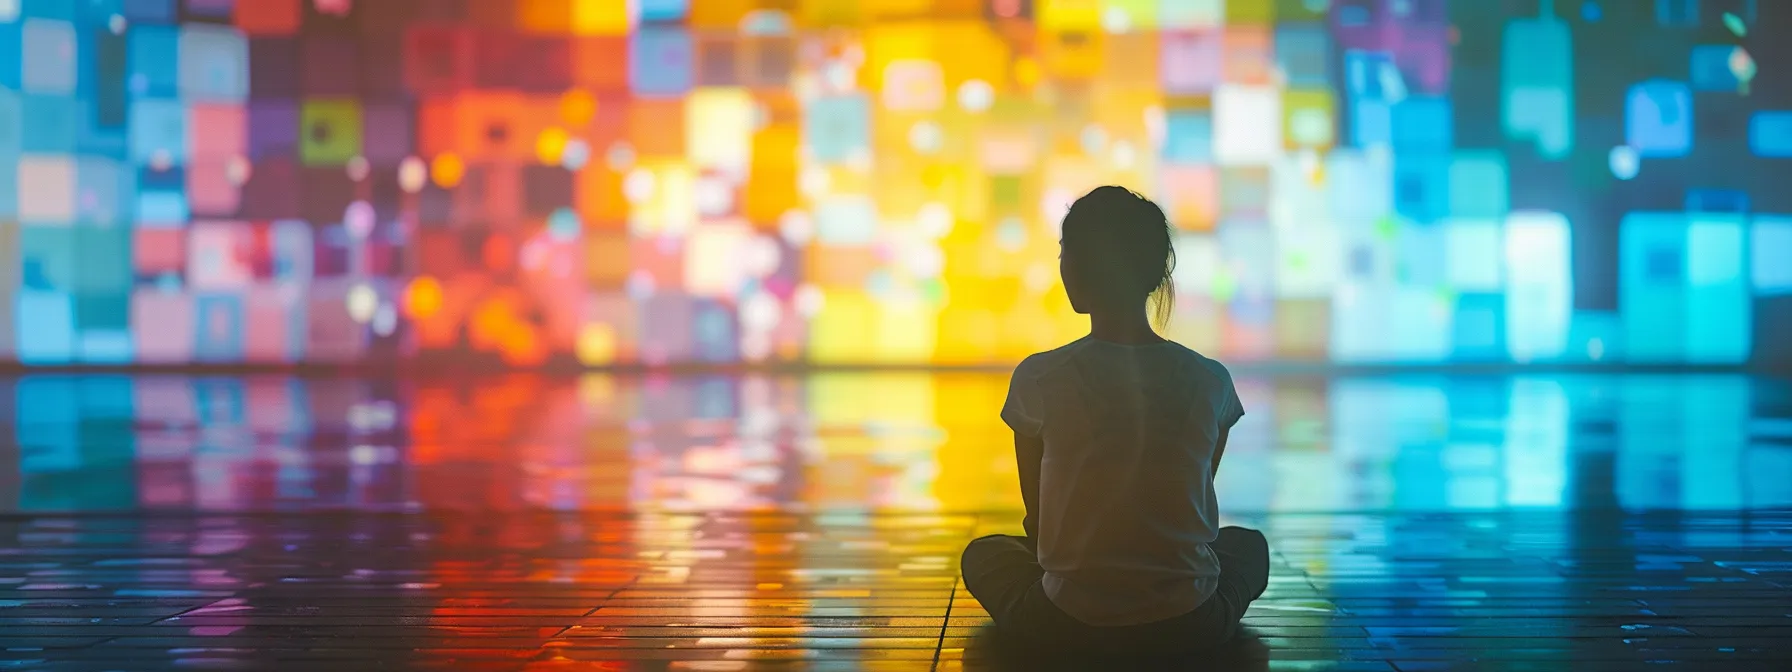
[1213, 382, 1243, 477]
[1015, 431, 1044, 540]
[1211, 426, 1230, 477]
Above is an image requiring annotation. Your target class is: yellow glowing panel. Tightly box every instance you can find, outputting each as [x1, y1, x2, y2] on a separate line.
[808, 372, 935, 425]
[928, 22, 1007, 88]
[932, 306, 1001, 364]
[1040, 29, 1104, 80]
[807, 289, 877, 363]
[799, 0, 863, 26]
[998, 300, 1064, 358]
[864, 24, 934, 90]
[576, 321, 619, 365]
[863, 0, 935, 20]
[1107, 0, 1160, 29]
[871, 303, 938, 362]
[1284, 88, 1337, 150]
[1036, 0, 1102, 32]
[686, 88, 755, 175]
[629, 161, 696, 236]
[571, 0, 633, 34]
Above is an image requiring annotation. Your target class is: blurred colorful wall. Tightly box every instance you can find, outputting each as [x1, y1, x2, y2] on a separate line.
[2, 0, 1788, 367]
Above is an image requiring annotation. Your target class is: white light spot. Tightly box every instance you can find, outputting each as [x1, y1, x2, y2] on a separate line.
[996, 217, 1027, 251]
[346, 284, 378, 324]
[1608, 145, 1640, 180]
[693, 176, 734, 217]
[560, 138, 590, 170]
[745, 235, 783, 277]
[741, 291, 781, 331]
[907, 243, 945, 278]
[397, 156, 428, 193]
[1080, 124, 1108, 156]
[794, 284, 825, 317]
[908, 120, 943, 154]
[1023, 264, 1054, 294]
[345, 155, 370, 182]
[625, 269, 656, 301]
[372, 302, 398, 336]
[798, 167, 830, 197]
[1143, 105, 1166, 145]
[1111, 140, 1136, 169]
[606, 142, 636, 171]
[350, 445, 382, 465]
[225, 155, 252, 186]
[344, 201, 376, 238]
[917, 202, 953, 239]
[622, 168, 656, 204]
[957, 80, 995, 112]
[1102, 6, 1131, 32]
[779, 210, 814, 246]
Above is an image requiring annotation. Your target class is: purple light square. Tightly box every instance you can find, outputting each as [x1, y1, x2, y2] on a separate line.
[249, 100, 299, 159]
[361, 102, 412, 162]
[1394, 27, 1451, 95]
[1161, 31, 1222, 94]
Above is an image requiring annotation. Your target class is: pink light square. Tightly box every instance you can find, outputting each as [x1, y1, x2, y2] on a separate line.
[132, 290, 196, 363]
[1161, 164, 1219, 231]
[243, 285, 297, 362]
[189, 104, 247, 160]
[1160, 31, 1222, 94]
[186, 160, 241, 217]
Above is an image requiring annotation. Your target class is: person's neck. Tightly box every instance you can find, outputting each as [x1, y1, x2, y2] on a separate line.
[1087, 306, 1164, 345]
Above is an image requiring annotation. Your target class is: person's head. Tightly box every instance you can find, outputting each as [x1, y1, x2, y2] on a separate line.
[1057, 186, 1177, 328]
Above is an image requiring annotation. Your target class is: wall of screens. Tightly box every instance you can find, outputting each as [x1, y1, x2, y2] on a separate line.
[2, 0, 1788, 366]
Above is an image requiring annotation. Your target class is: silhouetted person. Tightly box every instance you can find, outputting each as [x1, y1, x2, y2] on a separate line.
[960, 186, 1269, 657]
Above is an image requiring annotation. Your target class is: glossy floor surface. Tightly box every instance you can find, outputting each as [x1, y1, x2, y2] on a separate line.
[4, 372, 1792, 670]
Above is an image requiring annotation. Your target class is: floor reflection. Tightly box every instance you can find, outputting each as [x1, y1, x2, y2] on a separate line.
[5, 373, 1791, 513]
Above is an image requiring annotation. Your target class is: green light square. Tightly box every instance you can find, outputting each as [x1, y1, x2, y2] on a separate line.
[300, 98, 363, 166]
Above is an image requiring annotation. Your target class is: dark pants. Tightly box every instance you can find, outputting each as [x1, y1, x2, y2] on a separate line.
[960, 527, 1270, 656]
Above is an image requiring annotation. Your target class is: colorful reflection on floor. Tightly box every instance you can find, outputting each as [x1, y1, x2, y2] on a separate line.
[6, 372, 1791, 514]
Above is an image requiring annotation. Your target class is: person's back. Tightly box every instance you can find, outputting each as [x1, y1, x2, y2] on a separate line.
[960, 186, 1268, 656]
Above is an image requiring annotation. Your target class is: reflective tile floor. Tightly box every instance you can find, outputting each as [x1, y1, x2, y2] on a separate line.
[3, 372, 1791, 670]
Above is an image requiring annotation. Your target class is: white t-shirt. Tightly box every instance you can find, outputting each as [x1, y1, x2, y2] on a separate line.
[1001, 336, 1245, 627]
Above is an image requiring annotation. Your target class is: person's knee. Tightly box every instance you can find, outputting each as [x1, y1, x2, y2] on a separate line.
[961, 534, 1017, 571]
[1219, 526, 1268, 550]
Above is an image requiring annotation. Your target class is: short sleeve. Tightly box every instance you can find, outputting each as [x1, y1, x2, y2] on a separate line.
[1001, 359, 1045, 438]
[1223, 380, 1245, 430]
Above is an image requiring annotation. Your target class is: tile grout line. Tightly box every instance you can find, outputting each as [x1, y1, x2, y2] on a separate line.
[932, 576, 959, 670]
[546, 576, 639, 642]
[933, 518, 972, 672]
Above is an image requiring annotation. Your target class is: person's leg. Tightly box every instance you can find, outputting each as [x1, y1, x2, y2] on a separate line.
[1212, 526, 1270, 602]
[959, 534, 1047, 632]
[1205, 525, 1270, 639]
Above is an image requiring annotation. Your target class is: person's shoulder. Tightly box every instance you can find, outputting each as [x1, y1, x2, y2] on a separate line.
[1013, 338, 1090, 377]
[1164, 342, 1236, 387]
